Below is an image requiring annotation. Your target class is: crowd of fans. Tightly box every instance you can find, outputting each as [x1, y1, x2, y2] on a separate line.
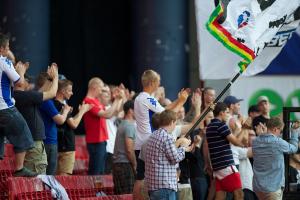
[0, 32, 300, 200]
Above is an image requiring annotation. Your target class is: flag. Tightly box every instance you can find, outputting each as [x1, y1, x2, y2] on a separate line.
[197, 0, 300, 79]
[262, 26, 300, 75]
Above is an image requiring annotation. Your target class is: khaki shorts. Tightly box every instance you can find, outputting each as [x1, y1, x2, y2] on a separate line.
[57, 151, 75, 174]
[24, 141, 47, 174]
[177, 184, 193, 200]
[255, 188, 283, 200]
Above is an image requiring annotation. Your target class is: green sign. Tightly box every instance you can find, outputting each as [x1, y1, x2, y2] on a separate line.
[248, 89, 284, 117]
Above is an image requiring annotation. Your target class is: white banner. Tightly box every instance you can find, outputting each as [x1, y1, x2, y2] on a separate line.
[230, 76, 300, 120]
[196, 0, 300, 79]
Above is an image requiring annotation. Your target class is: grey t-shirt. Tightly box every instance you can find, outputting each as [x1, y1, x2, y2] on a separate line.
[113, 120, 136, 163]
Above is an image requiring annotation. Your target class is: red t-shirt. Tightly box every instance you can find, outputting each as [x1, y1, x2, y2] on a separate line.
[83, 97, 108, 143]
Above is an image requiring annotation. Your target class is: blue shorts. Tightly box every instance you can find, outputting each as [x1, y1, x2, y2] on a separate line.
[0, 107, 34, 154]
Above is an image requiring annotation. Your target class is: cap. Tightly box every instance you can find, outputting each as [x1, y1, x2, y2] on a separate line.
[257, 96, 269, 104]
[58, 74, 67, 80]
[223, 95, 243, 106]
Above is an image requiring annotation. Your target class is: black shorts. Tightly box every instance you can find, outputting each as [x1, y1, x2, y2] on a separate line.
[135, 150, 145, 180]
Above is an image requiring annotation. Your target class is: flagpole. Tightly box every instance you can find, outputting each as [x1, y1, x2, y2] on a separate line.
[184, 71, 242, 138]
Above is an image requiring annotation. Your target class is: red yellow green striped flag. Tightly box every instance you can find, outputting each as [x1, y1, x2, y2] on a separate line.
[206, 3, 255, 73]
[205, 0, 300, 74]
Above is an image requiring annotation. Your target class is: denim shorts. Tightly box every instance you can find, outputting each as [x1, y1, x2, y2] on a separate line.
[45, 144, 58, 175]
[149, 189, 176, 200]
[0, 107, 34, 153]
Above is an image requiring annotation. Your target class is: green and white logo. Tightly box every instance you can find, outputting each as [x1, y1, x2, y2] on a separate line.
[248, 89, 284, 117]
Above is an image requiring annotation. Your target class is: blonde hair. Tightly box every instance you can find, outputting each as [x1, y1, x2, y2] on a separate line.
[141, 69, 160, 87]
[88, 77, 103, 89]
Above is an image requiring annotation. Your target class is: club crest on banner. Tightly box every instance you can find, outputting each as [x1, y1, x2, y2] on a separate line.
[237, 11, 251, 29]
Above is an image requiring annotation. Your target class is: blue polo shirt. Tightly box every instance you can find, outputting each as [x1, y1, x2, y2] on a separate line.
[40, 99, 59, 144]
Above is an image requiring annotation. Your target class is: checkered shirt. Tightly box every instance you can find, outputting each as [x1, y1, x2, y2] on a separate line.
[145, 128, 185, 192]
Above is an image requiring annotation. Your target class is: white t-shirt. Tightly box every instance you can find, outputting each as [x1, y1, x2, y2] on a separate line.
[134, 92, 164, 150]
[226, 116, 240, 165]
[105, 105, 117, 154]
[237, 147, 253, 191]
[171, 125, 182, 141]
[0, 56, 19, 110]
[231, 144, 240, 165]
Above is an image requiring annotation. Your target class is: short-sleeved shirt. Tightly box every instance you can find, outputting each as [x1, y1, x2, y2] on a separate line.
[83, 97, 108, 143]
[0, 56, 20, 110]
[39, 99, 59, 144]
[134, 92, 164, 150]
[113, 120, 136, 163]
[206, 118, 234, 171]
[105, 104, 117, 154]
[14, 90, 45, 141]
[53, 99, 75, 152]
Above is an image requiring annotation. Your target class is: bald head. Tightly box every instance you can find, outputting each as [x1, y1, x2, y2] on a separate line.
[88, 77, 104, 89]
[86, 77, 104, 98]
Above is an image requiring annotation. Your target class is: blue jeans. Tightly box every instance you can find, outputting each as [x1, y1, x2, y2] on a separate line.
[87, 142, 106, 175]
[45, 144, 57, 175]
[190, 177, 208, 200]
[149, 189, 176, 200]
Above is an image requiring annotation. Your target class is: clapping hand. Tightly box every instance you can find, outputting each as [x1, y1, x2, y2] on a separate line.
[255, 122, 267, 135]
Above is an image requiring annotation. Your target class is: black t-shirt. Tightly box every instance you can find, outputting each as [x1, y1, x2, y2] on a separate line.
[14, 90, 45, 141]
[53, 99, 75, 152]
[179, 157, 190, 184]
[186, 130, 206, 179]
[179, 129, 206, 182]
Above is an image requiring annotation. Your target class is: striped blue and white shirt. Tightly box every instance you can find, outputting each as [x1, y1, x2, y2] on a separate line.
[206, 118, 235, 171]
[0, 56, 20, 110]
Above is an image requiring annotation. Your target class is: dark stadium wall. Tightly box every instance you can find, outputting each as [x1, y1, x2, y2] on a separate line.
[0, 0, 190, 134]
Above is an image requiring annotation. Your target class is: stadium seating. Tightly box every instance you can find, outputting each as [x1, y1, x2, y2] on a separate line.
[80, 194, 133, 200]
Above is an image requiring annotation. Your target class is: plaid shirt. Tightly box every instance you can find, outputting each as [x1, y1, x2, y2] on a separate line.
[145, 128, 185, 192]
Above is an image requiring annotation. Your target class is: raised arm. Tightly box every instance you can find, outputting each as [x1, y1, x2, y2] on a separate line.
[14, 61, 27, 87]
[42, 63, 59, 100]
[165, 88, 189, 112]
